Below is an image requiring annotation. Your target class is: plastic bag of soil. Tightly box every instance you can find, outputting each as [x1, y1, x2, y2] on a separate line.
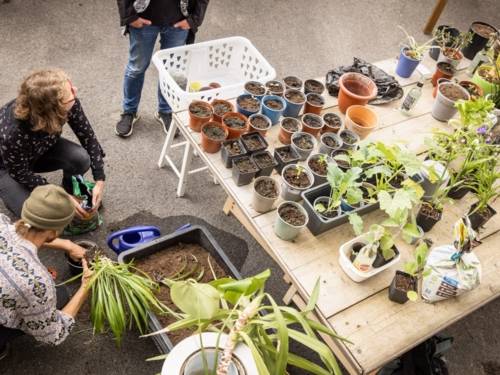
[63, 175, 103, 236]
[325, 57, 404, 104]
[421, 217, 481, 303]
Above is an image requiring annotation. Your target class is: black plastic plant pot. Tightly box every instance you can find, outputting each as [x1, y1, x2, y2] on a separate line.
[241, 132, 268, 154]
[429, 25, 460, 60]
[66, 253, 83, 276]
[118, 225, 242, 354]
[388, 271, 417, 304]
[467, 203, 497, 230]
[447, 185, 470, 200]
[274, 145, 300, 174]
[416, 203, 443, 232]
[462, 22, 498, 60]
[372, 246, 400, 268]
[251, 150, 278, 177]
[220, 138, 247, 168]
[232, 155, 259, 186]
[301, 182, 379, 236]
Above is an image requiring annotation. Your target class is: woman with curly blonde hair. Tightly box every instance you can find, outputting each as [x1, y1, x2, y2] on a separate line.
[0, 69, 106, 217]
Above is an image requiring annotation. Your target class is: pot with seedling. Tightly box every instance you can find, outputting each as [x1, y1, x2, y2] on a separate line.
[301, 113, 324, 137]
[434, 29, 473, 68]
[307, 153, 333, 186]
[432, 82, 470, 122]
[330, 149, 351, 171]
[278, 117, 300, 144]
[430, 25, 460, 60]
[189, 100, 213, 132]
[322, 112, 343, 134]
[261, 94, 286, 125]
[396, 26, 437, 78]
[248, 113, 271, 136]
[274, 145, 300, 174]
[253, 176, 280, 213]
[319, 132, 342, 154]
[283, 88, 306, 118]
[283, 75, 303, 90]
[244, 81, 266, 99]
[281, 163, 314, 201]
[221, 138, 247, 168]
[290, 131, 317, 161]
[236, 94, 261, 117]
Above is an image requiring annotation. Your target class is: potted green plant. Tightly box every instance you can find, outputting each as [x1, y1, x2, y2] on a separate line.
[306, 153, 333, 186]
[435, 30, 473, 68]
[396, 26, 436, 78]
[280, 164, 314, 201]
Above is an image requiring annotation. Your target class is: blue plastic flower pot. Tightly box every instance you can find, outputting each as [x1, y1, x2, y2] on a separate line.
[283, 89, 306, 118]
[262, 95, 286, 125]
[395, 48, 421, 78]
[340, 199, 356, 213]
[236, 94, 261, 118]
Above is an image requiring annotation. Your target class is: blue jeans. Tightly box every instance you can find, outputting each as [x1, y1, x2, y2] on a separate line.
[122, 25, 189, 114]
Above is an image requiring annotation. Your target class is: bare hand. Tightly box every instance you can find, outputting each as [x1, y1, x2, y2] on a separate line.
[174, 19, 190, 30]
[68, 195, 88, 219]
[66, 241, 87, 261]
[81, 259, 93, 289]
[129, 17, 152, 28]
[91, 180, 105, 212]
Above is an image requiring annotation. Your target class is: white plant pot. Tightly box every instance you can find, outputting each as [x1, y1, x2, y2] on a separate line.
[339, 234, 401, 283]
[162, 332, 258, 375]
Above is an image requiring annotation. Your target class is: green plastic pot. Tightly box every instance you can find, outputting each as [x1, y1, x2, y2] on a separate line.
[472, 65, 499, 96]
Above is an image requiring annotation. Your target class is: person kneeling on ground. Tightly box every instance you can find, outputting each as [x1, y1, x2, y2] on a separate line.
[0, 69, 105, 218]
[0, 185, 92, 359]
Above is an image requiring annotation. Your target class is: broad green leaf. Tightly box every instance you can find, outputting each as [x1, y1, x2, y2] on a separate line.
[239, 331, 271, 375]
[170, 280, 220, 319]
[348, 212, 364, 235]
[407, 290, 418, 302]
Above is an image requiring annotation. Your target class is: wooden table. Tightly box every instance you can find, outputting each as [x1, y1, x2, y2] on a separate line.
[158, 54, 500, 374]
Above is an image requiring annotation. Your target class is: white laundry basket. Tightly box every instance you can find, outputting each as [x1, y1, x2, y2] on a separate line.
[152, 36, 276, 112]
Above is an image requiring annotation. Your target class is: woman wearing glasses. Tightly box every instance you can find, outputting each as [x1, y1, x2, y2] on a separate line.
[0, 69, 105, 218]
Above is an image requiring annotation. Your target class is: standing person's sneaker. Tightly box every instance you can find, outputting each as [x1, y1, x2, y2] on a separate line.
[0, 343, 10, 361]
[155, 112, 179, 137]
[115, 113, 139, 137]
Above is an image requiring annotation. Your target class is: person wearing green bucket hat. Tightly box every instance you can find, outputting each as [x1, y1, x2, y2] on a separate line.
[0, 185, 92, 360]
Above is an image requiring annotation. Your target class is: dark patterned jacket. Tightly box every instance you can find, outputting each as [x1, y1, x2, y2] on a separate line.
[0, 214, 75, 344]
[0, 99, 105, 190]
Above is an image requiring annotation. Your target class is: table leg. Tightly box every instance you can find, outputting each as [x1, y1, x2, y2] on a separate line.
[157, 117, 179, 168]
[176, 141, 194, 197]
[423, 0, 447, 35]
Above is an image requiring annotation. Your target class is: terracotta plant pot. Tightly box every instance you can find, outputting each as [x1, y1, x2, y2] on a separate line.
[437, 47, 463, 69]
[200, 121, 228, 153]
[338, 73, 378, 114]
[459, 80, 484, 100]
[431, 62, 455, 87]
[345, 105, 378, 139]
[304, 93, 325, 115]
[279, 117, 300, 145]
[432, 78, 450, 98]
[429, 25, 460, 60]
[188, 100, 213, 132]
[222, 112, 249, 139]
[322, 113, 342, 134]
[248, 113, 271, 136]
[211, 99, 234, 123]
[301, 113, 324, 137]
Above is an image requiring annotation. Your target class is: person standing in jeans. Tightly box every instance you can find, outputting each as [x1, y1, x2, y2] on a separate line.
[115, 0, 210, 137]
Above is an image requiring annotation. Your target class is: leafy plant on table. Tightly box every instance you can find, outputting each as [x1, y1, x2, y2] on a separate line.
[433, 29, 473, 52]
[402, 240, 432, 301]
[356, 224, 397, 262]
[150, 269, 348, 375]
[455, 97, 496, 130]
[398, 25, 437, 60]
[468, 160, 500, 215]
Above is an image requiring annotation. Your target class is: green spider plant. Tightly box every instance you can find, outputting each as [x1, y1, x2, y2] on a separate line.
[398, 26, 436, 60]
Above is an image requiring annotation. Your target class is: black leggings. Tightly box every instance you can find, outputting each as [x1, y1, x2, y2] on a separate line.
[0, 137, 90, 217]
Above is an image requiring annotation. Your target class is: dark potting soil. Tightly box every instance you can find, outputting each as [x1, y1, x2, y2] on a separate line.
[285, 90, 305, 104]
[254, 153, 274, 168]
[324, 113, 342, 128]
[279, 203, 306, 226]
[307, 93, 324, 106]
[340, 131, 357, 145]
[238, 96, 260, 111]
[472, 23, 496, 38]
[189, 103, 212, 118]
[460, 82, 481, 98]
[203, 125, 226, 140]
[224, 140, 244, 156]
[308, 157, 328, 176]
[134, 243, 227, 346]
[303, 115, 322, 128]
[224, 116, 247, 129]
[213, 102, 233, 117]
[389, 174, 405, 189]
[420, 203, 442, 221]
[250, 115, 269, 129]
[265, 99, 284, 110]
[293, 134, 314, 150]
[277, 147, 297, 162]
[440, 84, 468, 101]
[284, 76, 302, 89]
[437, 62, 455, 75]
[255, 178, 278, 198]
[304, 79, 324, 93]
[284, 167, 311, 188]
[323, 135, 339, 148]
[266, 81, 284, 94]
[394, 272, 415, 291]
[282, 118, 300, 132]
[245, 82, 266, 96]
[234, 157, 259, 173]
[242, 134, 265, 151]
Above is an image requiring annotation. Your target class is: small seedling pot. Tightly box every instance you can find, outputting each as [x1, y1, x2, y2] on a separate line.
[241, 131, 268, 154]
[467, 203, 497, 230]
[236, 94, 261, 117]
[304, 79, 325, 95]
[431, 62, 455, 87]
[345, 105, 378, 139]
[301, 113, 324, 137]
[447, 184, 470, 200]
[261, 95, 286, 125]
[265, 80, 285, 96]
[395, 47, 421, 78]
[251, 150, 278, 177]
[244, 80, 266, 99]
[388, 271, 417, 304]
[248, 113, 272, 136]
[232, 155, 259, 186]
[221, 138, 247, 168]
[322, 113, 342, 134]
[283, 89, 306, 118]
[283, 75, 303, 90]
[200, 121, 228, 153]
[338, 72, 377, 113]
[281, 163, 314, 201]
[318, 132, 343, 154]
[253, 176, 280, 213]
[274, 201, 309, 241]
[416, 202, 443, 232]
[306, 153, 333, 186]
[338, 129, 360, 150]
[462, 21, 498, 60]
[432, 82, 470, 122]
[188, 100, 213, 132]
[222, 112, 249, 139]
[291, 131, 317, 161]
[303, 93, 325, 116]
[278, 117, 300, 144]
[274, 145, 300, 174]
[211, 99, 234, 123]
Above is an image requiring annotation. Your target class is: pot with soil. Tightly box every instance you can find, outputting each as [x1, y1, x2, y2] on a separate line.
[459, 80, 484, 100]
[432, 82, 470, 122]
[66, 239, 99, 276]
[290, 131, 317, 161]
[244, 80, 266, 99]
[280, 163, 314, 201]
[221, 138, 247, 168]
[188, 100, 213, 132]
[304, 79, 325, 95]
[467, 203, 497, 230]
[416, 201, 443, 232]
[339, 128, 360, 150]
[265, 80, 285, 96]
[304, 93, 325, 116]
[345, 105, 378, 140]
[283, 89, 306, 118]
[330, 149, 351, 171]
[431, 62, 455, 87]
[462, 21, 498, 60]
[301, 113, 324, 137]
[253, 176, 280, 213]
[211, 99, 234, 123]
[248, 113, 271, 136]
[338, 72, 378, 114]
[274, 145, 300, 174]
[396, 47, 422, 78]
[430, 25, 460, 60]
[437, 47, 464, 69]
[278, 117, 300, 144]
[241, 131, 268, 154]
[432, 78, 450, 98]
[274, 201, 309, 241]
[307, 153, 333, 186]
[232, 155, 259, 186]
[236, 94, 261, 118]
[447, 181, 471, 200]
[251, 150, 278, 177]
[222, 112, 249, 139]
[261, 95, 286, 125]
[283, 75, 303, 90]
[200, 121, 228, 153]
[388, 271, 417, 304]
[319, 132, 342, 154]
[322, 112, 342, 134]
[472, 65, 500, 96]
